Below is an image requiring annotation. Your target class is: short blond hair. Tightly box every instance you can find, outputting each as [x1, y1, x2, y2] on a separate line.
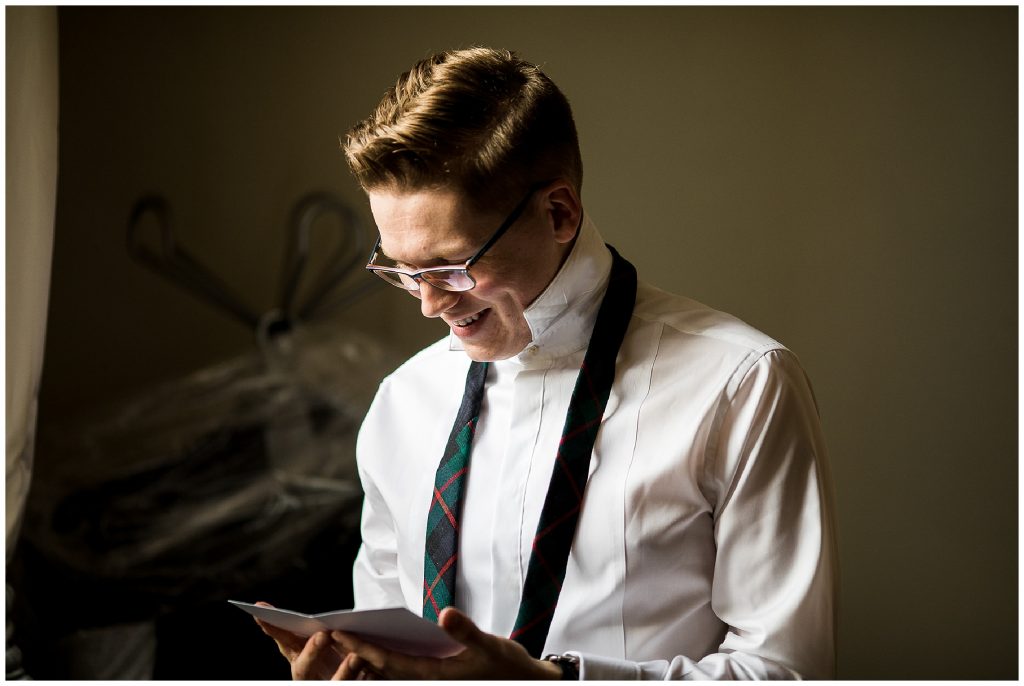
[344, 47, 582, 211]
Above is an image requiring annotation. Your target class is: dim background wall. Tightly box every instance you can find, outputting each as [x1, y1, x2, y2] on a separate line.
[34, 6, 1016, 679]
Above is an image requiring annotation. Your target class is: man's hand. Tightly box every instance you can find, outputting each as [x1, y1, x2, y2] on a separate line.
[329, 607, 563, 680]
[252, 602, 350, 680]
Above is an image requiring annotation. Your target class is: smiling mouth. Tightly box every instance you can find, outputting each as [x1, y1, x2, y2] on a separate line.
[452, 312, 482, 327]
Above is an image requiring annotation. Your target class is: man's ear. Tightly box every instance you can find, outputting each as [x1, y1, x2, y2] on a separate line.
[541, 181, 583, 244]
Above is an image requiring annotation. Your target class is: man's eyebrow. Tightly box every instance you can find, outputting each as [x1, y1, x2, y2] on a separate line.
[379, 244, 471, 267]
[377, 244, 412, 263]
[378, 247, 418, 269]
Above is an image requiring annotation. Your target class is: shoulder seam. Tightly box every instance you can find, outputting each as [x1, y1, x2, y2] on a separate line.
[700, 345, 789, 512]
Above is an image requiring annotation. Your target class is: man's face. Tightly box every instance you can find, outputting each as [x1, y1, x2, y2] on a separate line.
[367, 186, 573, 361]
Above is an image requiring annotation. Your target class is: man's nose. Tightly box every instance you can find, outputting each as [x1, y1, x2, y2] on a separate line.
[417, 281, 459, 318]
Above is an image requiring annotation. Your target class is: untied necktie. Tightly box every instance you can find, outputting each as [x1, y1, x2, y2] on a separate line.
[422, 245, 637, 658]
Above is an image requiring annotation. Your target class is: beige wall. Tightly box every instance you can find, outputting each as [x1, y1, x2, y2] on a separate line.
[38, 6, 1016, 679]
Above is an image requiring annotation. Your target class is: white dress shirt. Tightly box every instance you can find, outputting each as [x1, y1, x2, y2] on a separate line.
[354, 216, 838, 679]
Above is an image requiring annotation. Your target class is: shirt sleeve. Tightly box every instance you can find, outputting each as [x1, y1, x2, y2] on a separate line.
[576, 348, 839, 680]
[351, 379, 407, 610]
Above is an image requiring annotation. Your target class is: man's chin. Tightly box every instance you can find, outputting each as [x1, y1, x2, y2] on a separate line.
[461, 346, 510, 363]
[449, 314, 531, 362]
[458, 338, 523, 363]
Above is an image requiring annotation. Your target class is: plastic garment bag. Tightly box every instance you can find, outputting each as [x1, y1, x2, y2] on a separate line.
[24, 320, 399, 603]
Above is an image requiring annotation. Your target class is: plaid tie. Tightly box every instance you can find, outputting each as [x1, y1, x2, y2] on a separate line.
[422, 246, 637, 657]
[422, 359, 489, 622]
[509, 246, 636, 657]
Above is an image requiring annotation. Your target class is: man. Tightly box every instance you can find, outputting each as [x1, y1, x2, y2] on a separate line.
[257, 46, 837, 680]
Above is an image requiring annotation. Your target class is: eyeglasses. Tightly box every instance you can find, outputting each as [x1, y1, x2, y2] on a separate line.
[365, 183, 545, 293]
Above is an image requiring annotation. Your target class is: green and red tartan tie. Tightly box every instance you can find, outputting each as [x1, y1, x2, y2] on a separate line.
[422, 358, 489, 622]
[423, 246, 637, 657]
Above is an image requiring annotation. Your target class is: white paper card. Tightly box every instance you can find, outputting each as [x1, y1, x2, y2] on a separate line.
[229, 600, 464, 658]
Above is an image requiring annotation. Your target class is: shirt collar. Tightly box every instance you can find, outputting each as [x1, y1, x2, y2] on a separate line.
[444, 213, 614, 367]
[521, 212, 613, 361]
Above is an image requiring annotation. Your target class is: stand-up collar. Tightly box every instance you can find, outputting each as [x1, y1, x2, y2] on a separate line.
[446, 213, 613, 368]
[518, 212, 613, 364]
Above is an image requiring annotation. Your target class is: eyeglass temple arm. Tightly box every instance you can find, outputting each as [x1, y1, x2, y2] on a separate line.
[365, 180, 553, 270]
[466, 182, 549, 268]
[365, 234, 382, 265]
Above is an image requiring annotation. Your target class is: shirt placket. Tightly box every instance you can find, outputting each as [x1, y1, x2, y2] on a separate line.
[488, 364, 547, 636]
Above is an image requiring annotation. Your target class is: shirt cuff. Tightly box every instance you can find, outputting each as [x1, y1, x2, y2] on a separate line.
[573, 651, 643, 680]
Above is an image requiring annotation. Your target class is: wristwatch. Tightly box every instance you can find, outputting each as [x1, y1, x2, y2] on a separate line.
[543, 653, 581, 680]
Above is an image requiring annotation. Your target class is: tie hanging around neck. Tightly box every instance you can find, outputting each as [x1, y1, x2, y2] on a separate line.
[422, 246, 637, 657]
[422, 358, 489, 622]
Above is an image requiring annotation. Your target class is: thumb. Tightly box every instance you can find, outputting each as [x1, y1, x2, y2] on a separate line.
[437, 607, 488, 647]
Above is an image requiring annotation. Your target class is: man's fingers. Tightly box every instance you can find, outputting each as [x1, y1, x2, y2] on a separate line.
[437, 607, 487, 649]
[335, 653, 379, 681]
[334, 652, 357, 681]
[291, 632, 330, 680]
[331, 631, 407, 676]
[254, 618, 306, 658]
[331, 632, 380, 666]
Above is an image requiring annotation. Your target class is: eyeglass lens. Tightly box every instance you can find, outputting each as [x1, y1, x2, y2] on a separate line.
[371, 268, 476, 292]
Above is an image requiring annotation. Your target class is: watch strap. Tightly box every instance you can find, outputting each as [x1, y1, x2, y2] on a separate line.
[543, 653, 580, 680]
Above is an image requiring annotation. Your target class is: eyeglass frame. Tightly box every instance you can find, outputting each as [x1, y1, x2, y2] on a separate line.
[364, 181, 550, 293]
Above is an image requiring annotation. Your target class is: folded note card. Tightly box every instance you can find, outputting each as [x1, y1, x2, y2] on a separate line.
[229, 600, 464, 658]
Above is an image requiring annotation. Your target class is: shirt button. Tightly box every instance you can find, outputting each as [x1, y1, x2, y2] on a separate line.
[526, 345, 539, 355]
